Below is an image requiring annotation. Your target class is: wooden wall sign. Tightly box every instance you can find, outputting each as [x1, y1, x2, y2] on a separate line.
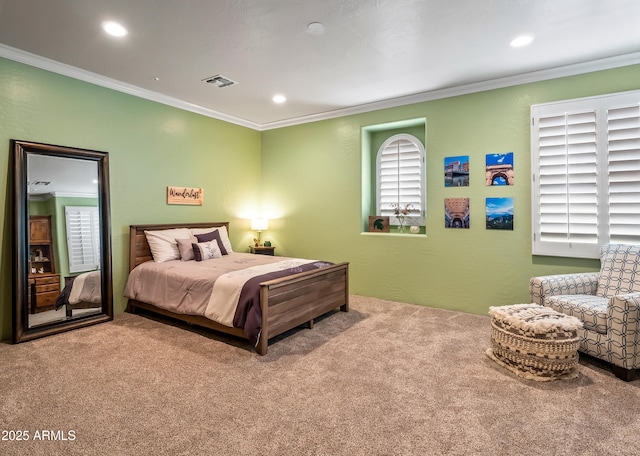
[167, 186, 204, 205]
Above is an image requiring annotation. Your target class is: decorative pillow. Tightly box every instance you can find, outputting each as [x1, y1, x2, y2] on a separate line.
[176, 236, 198, 261]
[195, 229, 228, 255]
[192, 226, 233, 254]
[144, 228, 193, 263]
[192, 240, 222, 261]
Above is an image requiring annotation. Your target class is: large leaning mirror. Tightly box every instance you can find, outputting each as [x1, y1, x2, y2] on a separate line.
[12, 140, 113, 343]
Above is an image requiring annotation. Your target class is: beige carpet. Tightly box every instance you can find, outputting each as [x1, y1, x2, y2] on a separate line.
[1, 295, 638, 456]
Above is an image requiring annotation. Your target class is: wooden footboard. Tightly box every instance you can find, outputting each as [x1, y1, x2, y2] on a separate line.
[257, 262, 349, 355]
[66, 301, 102, 318]
[127, 222, 349, 355]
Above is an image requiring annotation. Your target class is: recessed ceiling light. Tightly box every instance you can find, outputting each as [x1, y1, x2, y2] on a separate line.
[510, 35, 533, 47]
[273, 94, 286, 104]
[102, 21, 128, 37]
[307, 22, 325, 34]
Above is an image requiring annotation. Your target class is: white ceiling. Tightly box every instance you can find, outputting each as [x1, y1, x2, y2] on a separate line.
[1, 0, 640, 130]
[27, 154, 99, 198]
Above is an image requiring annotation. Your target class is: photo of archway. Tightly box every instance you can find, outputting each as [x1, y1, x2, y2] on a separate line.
[486, 152, 514, 186]
[444, 155, 469, 187]
[486, 197, 514, 230]
[445, 198, 470, 228]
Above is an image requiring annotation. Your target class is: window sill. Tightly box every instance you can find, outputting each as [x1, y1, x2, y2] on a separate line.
[361, 232, 427, 238]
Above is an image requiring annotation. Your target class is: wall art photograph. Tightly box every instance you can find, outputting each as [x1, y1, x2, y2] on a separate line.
[485, 152, 514, 186]
[444, 155, 470, 187]
[486, 197, 514, 230]
[445, 198, 470, 229]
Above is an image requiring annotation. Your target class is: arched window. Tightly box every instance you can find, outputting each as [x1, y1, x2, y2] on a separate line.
[376, 134, 425, 226]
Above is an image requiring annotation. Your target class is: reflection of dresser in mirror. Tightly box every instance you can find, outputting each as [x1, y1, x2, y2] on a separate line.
[28, 215, 60, 313]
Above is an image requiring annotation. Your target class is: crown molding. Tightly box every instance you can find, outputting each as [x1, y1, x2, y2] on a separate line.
[0, 44, 261, 130]
[259, 52, 640, 130]
[2, 43, 639, 132]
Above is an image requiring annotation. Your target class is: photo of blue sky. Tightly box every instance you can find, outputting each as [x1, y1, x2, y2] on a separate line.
[486, 197, 514, 230]
[485, 152, 513, 167]
[485, 152, 514, 186]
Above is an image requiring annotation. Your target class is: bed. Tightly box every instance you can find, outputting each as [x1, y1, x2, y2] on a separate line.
[55, 270, 102, 317]
[125, 222, 349, 355]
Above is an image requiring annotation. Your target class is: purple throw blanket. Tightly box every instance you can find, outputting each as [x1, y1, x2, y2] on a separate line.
[233, 261, 332, 346]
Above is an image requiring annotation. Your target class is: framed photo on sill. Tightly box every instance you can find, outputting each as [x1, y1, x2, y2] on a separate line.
[368, 216, 390, 232]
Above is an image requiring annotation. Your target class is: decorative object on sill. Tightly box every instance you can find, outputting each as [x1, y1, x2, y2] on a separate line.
[410, 226, 420, 234]
[251, 218, 268, 246]
[368, 216, 389, 233]
[390, 203, 414, 233]
[264, 241, 272, 247]
[167, 186, 204, 205]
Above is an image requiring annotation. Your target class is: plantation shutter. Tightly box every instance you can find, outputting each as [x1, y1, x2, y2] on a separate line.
[531, 90, 640, 259]
[377, 135, 425, 225]
[65, 206, 100, 273]
[607, 103, 640, 244]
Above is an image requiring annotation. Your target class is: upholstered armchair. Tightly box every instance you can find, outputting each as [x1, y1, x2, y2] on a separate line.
[530, 244, 640, 381]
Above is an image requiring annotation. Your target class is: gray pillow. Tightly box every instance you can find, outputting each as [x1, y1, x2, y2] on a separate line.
[176, 236, 198, 261]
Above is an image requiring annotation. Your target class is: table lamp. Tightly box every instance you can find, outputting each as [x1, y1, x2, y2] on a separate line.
[251, 218, 268, 246]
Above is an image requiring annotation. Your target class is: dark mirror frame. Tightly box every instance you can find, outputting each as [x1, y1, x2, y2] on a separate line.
[12, 140, 113, 343]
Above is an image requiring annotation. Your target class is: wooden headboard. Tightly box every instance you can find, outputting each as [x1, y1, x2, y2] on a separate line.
[129, 222, 229, 271]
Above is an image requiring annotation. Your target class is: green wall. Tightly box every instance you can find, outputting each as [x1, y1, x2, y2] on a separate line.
[0, 57, 261, 341]
[260, 65, 640, 314]
[2, 54, 639, 342]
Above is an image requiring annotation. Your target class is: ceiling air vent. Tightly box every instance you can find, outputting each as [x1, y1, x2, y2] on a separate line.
[203, 74, 236, 88]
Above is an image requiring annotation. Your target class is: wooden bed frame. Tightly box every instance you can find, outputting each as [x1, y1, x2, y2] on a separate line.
[126, 222, 349, 355]
[66, 301, 101, 318]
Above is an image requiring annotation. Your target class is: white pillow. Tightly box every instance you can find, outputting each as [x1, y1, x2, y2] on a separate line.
[191, 225, 233, 253]
[144, 228, 193, 263]
[192, 240, 223, 261]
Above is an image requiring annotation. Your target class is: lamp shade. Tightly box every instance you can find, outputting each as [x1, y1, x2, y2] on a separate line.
[251, 218, 268, 231]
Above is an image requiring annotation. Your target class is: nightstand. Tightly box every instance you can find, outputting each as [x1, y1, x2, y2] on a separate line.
[250, 246, 275, 256]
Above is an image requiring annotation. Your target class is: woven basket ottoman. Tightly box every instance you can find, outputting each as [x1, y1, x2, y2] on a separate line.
[486, 304, 583, 381]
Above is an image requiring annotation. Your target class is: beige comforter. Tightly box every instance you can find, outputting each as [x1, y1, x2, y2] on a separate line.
[69, 270, 102, 304]
[123, 252, 309, 323]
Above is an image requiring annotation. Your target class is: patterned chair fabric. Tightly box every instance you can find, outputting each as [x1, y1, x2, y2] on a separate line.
[529, 244, 640, 374]
[544, 294, 608, 334]
[597, 244, 640, 298]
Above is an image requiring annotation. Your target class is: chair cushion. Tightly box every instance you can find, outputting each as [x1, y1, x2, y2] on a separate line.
[597, 244, 640, 298]
[544, 294, 608, 334]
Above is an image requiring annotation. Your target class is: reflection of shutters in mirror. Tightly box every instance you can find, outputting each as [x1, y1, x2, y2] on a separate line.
[65, 206, 100, 273]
